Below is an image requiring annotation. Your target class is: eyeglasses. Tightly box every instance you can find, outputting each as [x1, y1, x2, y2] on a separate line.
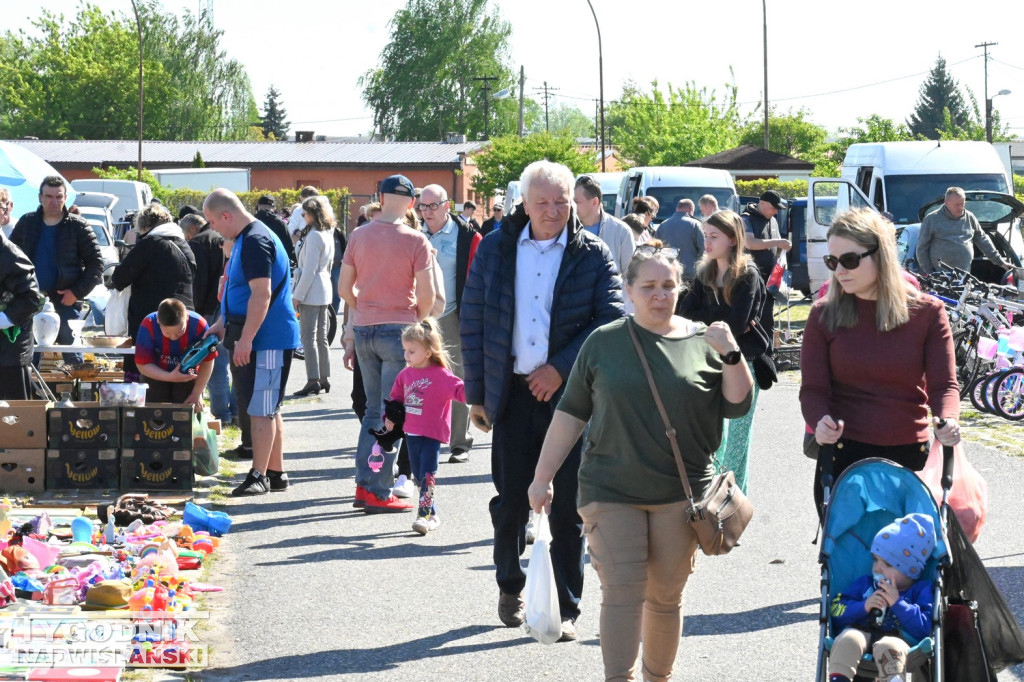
[823, 245, 878, 271]
[635, 245, 679, 259]
[0, 204, 10, 213]
[416, 201, 447, 212]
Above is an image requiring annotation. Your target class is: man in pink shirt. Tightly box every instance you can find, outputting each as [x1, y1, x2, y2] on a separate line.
[339, 174, 436, 513]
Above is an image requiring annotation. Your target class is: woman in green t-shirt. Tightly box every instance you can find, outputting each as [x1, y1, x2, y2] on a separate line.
[528, 242, 753, 682]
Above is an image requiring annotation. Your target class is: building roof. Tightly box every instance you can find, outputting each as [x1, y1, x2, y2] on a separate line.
[685, 145, 814, 171]
[6, 139, 486, 167]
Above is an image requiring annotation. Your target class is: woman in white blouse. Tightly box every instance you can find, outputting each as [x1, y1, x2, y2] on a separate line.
[292, 195, 336, 396]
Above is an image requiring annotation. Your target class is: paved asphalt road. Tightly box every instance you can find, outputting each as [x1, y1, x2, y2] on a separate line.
[192, 346, 1024, 681]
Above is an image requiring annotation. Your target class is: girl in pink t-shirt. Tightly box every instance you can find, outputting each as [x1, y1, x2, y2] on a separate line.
[388, 318, 466, 535]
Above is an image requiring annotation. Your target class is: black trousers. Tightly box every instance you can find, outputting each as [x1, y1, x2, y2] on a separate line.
[814, 439, 930, 520]
[490, 375, 584, 620]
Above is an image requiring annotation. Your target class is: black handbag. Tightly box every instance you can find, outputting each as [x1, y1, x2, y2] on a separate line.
[752, 353, 777, 390]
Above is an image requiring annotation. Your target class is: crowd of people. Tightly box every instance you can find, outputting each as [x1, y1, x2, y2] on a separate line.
[5, 163, 1003, 681]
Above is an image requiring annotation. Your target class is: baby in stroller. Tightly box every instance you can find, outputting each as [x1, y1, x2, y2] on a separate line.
[828, 513, 937, 682]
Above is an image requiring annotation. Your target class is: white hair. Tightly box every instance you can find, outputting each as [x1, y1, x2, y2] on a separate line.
[520, 160, 574, 203]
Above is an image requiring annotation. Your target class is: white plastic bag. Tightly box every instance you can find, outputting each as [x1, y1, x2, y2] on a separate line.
[522, 511, 562, 645]
[105, 285, 131, 337]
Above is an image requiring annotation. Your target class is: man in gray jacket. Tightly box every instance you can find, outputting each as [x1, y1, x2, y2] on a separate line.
[655, 198, 704, 280]
[573, 175, 634, 275]
[916, 186, 1013, 275]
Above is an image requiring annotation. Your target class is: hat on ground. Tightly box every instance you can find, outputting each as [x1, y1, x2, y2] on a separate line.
[257, 194, 276, 208]
[81, 580, 132, 610]
[381, 175, 414, 198]
[177, 205, 199, 221]
[759, 190, 784, 209]
[871, 513, 936, 580]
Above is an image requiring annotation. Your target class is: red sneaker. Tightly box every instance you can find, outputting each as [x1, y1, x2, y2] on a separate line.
[363, 493, 414, 514]
[353, 485, 369, 508]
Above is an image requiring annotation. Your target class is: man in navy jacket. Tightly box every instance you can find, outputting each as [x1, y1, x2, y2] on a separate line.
[461, 160, 623, 641]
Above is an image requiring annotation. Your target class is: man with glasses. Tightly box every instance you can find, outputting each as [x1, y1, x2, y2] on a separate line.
[479, 203, 503, 236]
[418, 184, 481, 463]
[461, 160, 622, 642]
[10, 176, 103, 364]
[0, 188, 14, 239]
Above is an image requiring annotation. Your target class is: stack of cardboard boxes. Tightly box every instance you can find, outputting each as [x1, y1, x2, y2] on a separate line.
[0, 401, 194, 494]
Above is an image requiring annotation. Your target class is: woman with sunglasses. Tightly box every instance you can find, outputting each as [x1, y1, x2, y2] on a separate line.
[676, 210, 769, 495]
[801, 209, 960, 516]
[528, 240, 752, 680]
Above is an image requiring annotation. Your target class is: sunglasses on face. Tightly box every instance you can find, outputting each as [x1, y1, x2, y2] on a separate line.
[635, 244, 679, 259]
[823, 245, 878, 271]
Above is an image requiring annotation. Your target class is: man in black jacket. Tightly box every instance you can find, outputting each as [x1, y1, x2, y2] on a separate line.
[0, 231, 42, 400]
[11, 176, 103, 363]
[461, 161, 623, 641]
[255, 195, 297, 271]
[418, 184, 482, 463]
[479, 203, 503, 236]
[741, 191, 791, 352]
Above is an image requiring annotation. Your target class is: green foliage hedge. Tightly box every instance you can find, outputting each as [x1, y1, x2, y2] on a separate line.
[734, 179, 809, 200]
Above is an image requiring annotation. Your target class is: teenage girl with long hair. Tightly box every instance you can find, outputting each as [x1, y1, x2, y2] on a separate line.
[677, 210, 768, 494]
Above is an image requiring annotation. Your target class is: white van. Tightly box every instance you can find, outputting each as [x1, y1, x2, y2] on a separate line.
[840, 141, 1013, 266]
[614, 167, 739, 224]
[71, 179, 153, 223]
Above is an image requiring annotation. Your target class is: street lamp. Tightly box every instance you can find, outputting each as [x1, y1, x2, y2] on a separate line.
[129, 0, 143, 182]
[986, 89, 1011, 143]
[585, 0, 606, 171]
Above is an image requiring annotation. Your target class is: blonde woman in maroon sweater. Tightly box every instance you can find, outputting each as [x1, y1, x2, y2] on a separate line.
[800, 209, 961, 515]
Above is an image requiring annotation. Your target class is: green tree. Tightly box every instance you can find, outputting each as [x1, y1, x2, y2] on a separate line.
[738, 108, 827, 159]
[607, 78, 743, 167]
[471, 132, 597, 197]
[531, 103, 595, 138]
[815, 115, 914, 176]
[259, 85, 289, 140]
[907, 55, 973, 140]
[0, 3, 257, 140]
[192, 151, 205, 168]
[360, 0, 514, 140]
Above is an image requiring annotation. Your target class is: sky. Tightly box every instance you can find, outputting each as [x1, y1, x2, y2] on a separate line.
[9, 0, 1024, 140]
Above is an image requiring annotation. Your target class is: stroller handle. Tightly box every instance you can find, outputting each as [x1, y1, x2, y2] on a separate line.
[936, 419, 955, 492]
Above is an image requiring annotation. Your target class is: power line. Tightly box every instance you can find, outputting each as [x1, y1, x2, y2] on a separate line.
[992, 58, 1024, 73]
[531, 81, 560, 132]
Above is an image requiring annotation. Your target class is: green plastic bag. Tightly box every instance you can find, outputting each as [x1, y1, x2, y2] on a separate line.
[192, 412, 220, 477]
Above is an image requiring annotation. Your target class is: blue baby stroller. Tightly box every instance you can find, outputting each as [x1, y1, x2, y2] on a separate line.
[815, 456, 950, 681]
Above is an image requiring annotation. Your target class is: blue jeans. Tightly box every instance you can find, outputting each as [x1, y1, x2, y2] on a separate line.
[407, 435, 441, 517]
[330, 263, 342, 314]
[354, 324, 406, 499]
[204, 315, 236, 422]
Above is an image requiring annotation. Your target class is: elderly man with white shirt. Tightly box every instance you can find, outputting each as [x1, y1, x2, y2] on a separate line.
[460, 160, 623, 642]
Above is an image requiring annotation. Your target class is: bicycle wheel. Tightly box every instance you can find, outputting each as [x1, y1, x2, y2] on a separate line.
[970, 371, 1000, 413]
[952, 330, 981, 397]
[992, 368, 1024, 421]
[985, 369, 1009, 414]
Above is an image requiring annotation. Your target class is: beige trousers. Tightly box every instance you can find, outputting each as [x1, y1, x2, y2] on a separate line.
[578, 500, 698, 682]
[829, 627, 909, 680]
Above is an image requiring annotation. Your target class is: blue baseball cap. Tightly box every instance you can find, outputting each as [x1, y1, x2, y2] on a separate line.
[380, 174, 414, 197]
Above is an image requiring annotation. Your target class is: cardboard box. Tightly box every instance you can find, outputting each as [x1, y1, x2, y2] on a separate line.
[120, 448, 193, 491]
[122, 404, 194, 449]
[0, 400, 53, 448]
[45, 449, 119, 490]
[47, 403, 120, 449]
[0, 448, 46, 492]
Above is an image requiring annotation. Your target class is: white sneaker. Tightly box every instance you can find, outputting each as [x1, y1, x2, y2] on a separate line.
[412, 514, 440, 535]
[525, 510, 537, 545]
[392, 475, 414, 499]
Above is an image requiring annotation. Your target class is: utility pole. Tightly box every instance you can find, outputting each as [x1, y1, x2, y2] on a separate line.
[585, 0, 606, 171]
[130, 0, 143, 182]
[762, 0, 769, 150]
[534, 81, 559, 133]
[517, 66, 525, 138]
[975, 41, 997, 143]
[473, 75, 499, 140]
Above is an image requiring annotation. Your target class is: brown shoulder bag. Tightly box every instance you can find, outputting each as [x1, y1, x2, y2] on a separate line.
[626, 319, 754, 556]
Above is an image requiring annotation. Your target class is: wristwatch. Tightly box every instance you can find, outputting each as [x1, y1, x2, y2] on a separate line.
[720, 348, 742, 365]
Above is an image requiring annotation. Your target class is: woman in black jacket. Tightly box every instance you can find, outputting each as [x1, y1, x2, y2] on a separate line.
[0, 232, 42, 400]
[677, 210, 768, 495]
[111, 204, 196, 380]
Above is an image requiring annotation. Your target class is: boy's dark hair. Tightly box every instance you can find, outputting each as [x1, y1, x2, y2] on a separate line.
[157, 298, 187, 327]
[299, 186, 320, 199]
[39, 175, 66, 194]
[464, 200, 476, 210]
